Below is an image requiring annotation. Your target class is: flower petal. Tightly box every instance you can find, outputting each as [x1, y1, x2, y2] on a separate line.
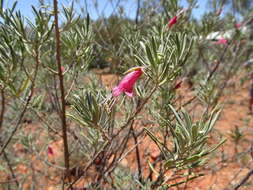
[168, 16, 177, 28]
[112, 86, 123, 97]
[112, 67, 143, 97]
[125, 87, 134, 97]
[125, 91, 133, 97]
[48, 146, 54, 156]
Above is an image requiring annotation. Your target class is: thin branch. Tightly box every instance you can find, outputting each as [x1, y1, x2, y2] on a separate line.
[3, 151, 19, 187]
[131, 98, 143, 182]
[53, 0, 71, 186]
[0, 88, 5, 132]
[66, 141, 109, 190]
[231, 168, 253, 190]
[135, 0, 141, 24]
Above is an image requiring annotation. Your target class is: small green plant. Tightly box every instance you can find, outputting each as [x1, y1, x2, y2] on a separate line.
[229, 125, 245, 154]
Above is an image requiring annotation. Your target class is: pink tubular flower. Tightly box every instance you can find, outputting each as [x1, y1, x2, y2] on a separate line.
[168, 16, 177, 28]
[60, 66, 65, 73]
[215, 38, 228, 45]
[235, 23, 242, 29]
[48, 146, 54, 156]
[174, 80, 183, 90]
[112, 67, 143, 97]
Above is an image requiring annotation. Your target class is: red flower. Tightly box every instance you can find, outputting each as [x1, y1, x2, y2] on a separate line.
[235, 23, 242, 29]
[112, 67, 143, 97]
[168, 16, 177, 28]
[174, 80, 183, 90]
[60, 66, 65, 72]
[214, 38, 228, 45]
[48, 146, 54, 156]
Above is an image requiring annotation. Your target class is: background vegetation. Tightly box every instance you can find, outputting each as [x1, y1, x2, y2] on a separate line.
[0, 0, 253, 189]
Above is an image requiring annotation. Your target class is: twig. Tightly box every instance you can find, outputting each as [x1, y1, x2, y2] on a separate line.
[3, 150, 19, 187]
[131, 126, 143, 182]
[0, 88, 5, 131]
[135, 0, 140, 24]
[231, 168, 253, 190]
[53, 0, 71, 187]
[183, 169, 191, 190]
[165, 174, 204, 188]
[131, 98, 143, 182]
[66, 141, 109, 190]
[104, 135, 146, 177]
